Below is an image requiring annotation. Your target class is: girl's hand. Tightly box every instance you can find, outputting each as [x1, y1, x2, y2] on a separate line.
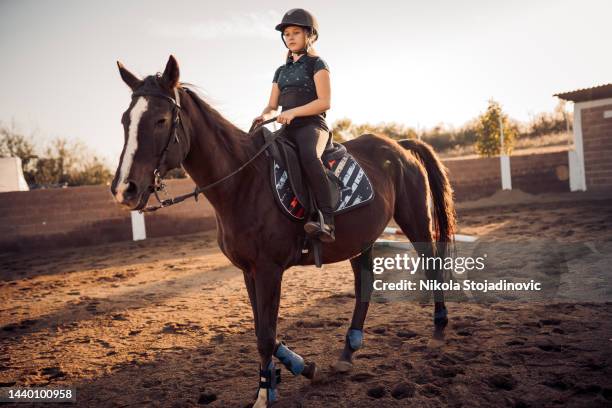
[252, 115, 264, 126]
[277, 110, 296, 125]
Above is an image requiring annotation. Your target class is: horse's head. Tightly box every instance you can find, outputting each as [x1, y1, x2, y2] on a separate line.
[111, 55, 190, 210]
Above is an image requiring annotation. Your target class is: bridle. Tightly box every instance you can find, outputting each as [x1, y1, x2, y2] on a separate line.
[131, 86, 185, 208]
[129, 84, 283, 213]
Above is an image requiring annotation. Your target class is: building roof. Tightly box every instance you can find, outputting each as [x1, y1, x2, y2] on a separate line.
[555, 83, 612, 102]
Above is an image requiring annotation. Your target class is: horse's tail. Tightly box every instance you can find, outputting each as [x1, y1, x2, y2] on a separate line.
[398, 138, 457, 257]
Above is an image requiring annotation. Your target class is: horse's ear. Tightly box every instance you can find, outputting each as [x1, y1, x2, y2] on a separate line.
[161, 55, 180, 89]
[117, 61, 142, 91]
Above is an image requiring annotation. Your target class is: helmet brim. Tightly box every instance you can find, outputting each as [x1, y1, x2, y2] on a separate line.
[275, 23, 310, 32]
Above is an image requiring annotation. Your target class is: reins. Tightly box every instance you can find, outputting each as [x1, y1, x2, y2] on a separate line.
[139, 114, 283, 213]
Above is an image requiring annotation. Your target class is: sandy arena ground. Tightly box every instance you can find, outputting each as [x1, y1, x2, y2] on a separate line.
[1, 190, 611, 407]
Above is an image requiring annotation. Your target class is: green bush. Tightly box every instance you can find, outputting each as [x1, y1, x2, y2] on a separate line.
[475, 100, 517, 157]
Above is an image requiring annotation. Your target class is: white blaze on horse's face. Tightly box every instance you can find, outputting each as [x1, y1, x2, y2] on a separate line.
[114, 97, 148, 203]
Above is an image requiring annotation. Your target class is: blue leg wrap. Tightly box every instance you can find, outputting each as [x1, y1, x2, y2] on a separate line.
[347, 328, 364, 351]
[274, 342, 304, 376]
[258, 361, 280, 403]
[434, 307, 448, 323]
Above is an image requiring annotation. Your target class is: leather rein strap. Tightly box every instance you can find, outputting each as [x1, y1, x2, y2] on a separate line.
[135, 89, 282, 213]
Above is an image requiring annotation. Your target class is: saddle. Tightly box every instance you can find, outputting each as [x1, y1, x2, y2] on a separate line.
[258, 126, 375, 267]
[260, 126, 375, 221]
[262, 124, 374, 215]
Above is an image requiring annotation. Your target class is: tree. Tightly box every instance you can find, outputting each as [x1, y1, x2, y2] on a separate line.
[332, 118, 418, 143]
[67, 156, 114, 186]
[33, 138, 113, 187]
[0, 121, 114, 188]
[379, 122, 417, 141]
[331, 118, 354, 142]
[475, 100, 516, 157]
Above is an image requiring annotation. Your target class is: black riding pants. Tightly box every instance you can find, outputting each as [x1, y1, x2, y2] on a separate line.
[287, 122, 334, 217]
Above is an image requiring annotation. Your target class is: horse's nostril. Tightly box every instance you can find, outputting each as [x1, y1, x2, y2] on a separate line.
[124, 180, 139, 200]
[126, 181, 138, 194]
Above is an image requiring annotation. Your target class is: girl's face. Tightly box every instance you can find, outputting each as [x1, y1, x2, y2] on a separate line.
[283, 26, 307, 53]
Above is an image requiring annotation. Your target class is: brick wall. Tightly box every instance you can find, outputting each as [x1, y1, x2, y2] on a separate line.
[509, 150, 569, 195]
[444, 149, 569, 201]
[444, 156, 501, 201]
[581, 104, 612, 191]
[0, 179, 215, 253]
[0, 150, 569, 253]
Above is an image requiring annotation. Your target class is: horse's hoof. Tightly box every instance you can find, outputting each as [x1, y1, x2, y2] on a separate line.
[331, 360, 353, 373]
[427, 334, 445, 349]
[252, 389, 276, 408]
[433, 326, 446, 340]
[302, 361, 317, 380]
[252, 391, 267, 408]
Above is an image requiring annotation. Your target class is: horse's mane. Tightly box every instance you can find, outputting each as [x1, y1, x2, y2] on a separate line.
[179, 82, 266, 175]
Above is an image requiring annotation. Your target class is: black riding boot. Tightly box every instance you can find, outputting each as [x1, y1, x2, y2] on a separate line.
[291, 124, 336, 243]
[300, 157, 336, 243]
[304, 209, 335, 243]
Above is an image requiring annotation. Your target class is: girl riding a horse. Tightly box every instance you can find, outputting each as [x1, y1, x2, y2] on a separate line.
[252, 8, 335, 243]
[114, 11, 455, 404]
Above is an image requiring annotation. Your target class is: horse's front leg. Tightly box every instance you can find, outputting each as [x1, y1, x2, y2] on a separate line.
[332, 245, 374, 373]
[250, 261, 283, 408]
[243, 269, 258, 333]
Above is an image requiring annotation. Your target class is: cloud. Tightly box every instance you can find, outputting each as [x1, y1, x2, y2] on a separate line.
[148, 10, 282, 40]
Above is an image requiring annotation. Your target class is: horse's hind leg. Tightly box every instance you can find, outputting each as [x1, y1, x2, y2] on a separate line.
[394, 189, 448, 341]
[332, 245, 374, 373]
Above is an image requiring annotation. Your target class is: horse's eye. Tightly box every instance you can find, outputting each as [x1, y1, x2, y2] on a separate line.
[156, 118, 167, 126]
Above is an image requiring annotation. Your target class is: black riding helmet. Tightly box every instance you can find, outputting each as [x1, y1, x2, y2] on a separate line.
[275, 8, 319, 54]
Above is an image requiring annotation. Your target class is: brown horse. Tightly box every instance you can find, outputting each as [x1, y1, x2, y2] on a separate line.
[111, 55, 456, 407]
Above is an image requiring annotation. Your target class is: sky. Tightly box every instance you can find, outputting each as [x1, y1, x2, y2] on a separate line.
[1, 0, 610, 167]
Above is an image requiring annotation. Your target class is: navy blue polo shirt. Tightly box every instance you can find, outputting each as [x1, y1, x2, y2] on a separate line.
[272, 54, 330, 130]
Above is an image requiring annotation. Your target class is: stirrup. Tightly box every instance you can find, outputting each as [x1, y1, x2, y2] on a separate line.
[304, 220, 334, 235]
[304, 210, 335, 243]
